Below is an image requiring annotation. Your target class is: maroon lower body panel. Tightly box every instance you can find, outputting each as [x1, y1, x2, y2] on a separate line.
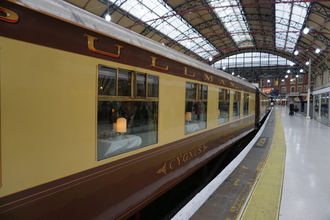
[0, 117, 255, 220]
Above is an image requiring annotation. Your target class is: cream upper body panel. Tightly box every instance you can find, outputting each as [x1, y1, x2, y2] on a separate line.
[16, 0, 254, 90]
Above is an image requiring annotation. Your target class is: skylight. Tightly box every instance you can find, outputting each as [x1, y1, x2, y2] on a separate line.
[275, 1, 310, 53]
[209, 0, 253, 47]
[215, 52, 293, 69]
[110, 0, 218, 59]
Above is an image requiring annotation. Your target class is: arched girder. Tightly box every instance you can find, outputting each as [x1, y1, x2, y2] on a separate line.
[311, 2, 330, 18]
[198, 0, 236, 55]
[107, 0, 127, 15]
[139, 0, 224, 58]
[293, 1, 312, 55]
[271, 2, 276, 50]
[173, 0, 237, 49]
[187, 13, 330, 61]
[191, 14, 309, 33]
[106, 0, 330, 78]
[107, 1, 206, 61]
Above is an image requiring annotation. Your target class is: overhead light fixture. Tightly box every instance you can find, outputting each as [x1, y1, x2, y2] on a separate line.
[222, 66, 226, 70]
[300, 69, 304, 73]
[105, 14, 111, 21]
[306, 61, 310, 65]
[209, 57, 213, 61]
[296, 75, 299, 78]
[315, 48, 321, 54]
[231, 72, 235, 75]
[290, 62, 294, 66]
[267, 79, 270, 83]
[287, 70, 290, 73]
[294, 50, 299, 55]
[282, 79, 284, 82]
[105, 0, 111, 22]
[303, 27, 310, 34]
[285, 75, 288, 78]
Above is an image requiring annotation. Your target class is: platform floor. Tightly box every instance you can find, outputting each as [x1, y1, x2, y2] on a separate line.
[173, 106, 330, 220]
[278, 106, 330, 220]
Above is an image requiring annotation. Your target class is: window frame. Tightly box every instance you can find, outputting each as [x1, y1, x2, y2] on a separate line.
[290, 86, 295, 92]
[97, 65, 159, 161]
[184, 82, 208, 134]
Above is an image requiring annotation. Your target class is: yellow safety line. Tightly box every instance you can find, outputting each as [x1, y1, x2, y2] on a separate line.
[240, 108, 286, 220]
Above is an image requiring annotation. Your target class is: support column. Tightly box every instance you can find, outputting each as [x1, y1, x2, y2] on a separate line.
[317, 94, 322, 120]
[306, 59, 311, 120]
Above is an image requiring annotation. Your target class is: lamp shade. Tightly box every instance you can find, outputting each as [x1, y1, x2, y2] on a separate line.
[116, 118, 126, 132]
[185, 112, 192, 121]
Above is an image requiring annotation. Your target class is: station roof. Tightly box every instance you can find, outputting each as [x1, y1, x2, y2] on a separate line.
[64, 0, 330, 82]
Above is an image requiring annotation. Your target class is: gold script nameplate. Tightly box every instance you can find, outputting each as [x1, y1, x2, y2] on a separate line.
[156, 144, 208, 175]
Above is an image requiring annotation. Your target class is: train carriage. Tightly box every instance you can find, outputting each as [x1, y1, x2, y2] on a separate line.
[0, 1, 269, 219]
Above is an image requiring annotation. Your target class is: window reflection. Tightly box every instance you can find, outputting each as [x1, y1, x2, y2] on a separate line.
[233, 91, 241, 120]
[186, 82, 196, 99]
[218, 88, 230, 124]
[315, 93, 329, 125]
[148, 75, 158, 98]
[118, 70, 132, 96]
[185, 82, 207, 134]
[136, 73, 146, 98]
[97, 101, 158, 160]
[98, 66, 116, 96]
[243, 93, 249, 116]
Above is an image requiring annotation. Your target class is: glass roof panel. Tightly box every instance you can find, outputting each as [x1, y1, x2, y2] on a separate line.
[275, 1, 310, 53]
[209, 0, 253, 47]
[110, 0, 218, 59]
[214, 52, 292, 69]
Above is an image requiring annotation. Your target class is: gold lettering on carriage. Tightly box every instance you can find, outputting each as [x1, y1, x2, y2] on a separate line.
[204, 73, 213, 82]
[183, 67, 195, 77]
[150, 56, 169, 71]
[156, 145, 208, 175]
[83, 34, 124, 58]
[0, 7, 19, 23]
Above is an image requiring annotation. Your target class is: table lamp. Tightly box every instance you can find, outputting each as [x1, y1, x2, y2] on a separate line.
[115, 118, 126, 139]
[185, 112, 191, 124]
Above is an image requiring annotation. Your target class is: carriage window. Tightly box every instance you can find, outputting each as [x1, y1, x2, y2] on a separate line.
[243, 93, 249, 116]
[185, 82, 207, 134]
[98, 66, 116, 96]
[186, 82, 196, 99]
[218, 88, 229, 124]
[97, 66, 158, 161]
[233, 91, 241, 120]
[198, 84, 208, 100]
[118, 69, 132, 96]
[136, 73, 146, 98]
[148, 75, 158, 98]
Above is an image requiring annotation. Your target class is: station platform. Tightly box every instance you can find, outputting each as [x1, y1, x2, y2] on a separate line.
[172, 106, 330, 220]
